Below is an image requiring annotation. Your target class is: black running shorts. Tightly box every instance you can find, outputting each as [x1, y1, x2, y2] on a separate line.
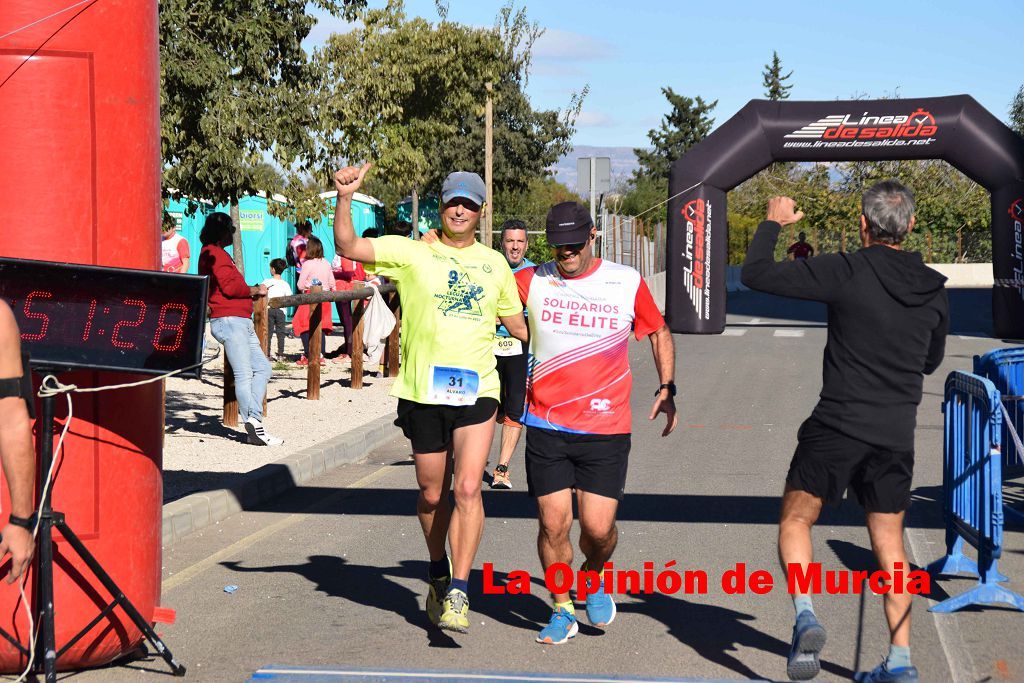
[786, 416, 914, 513]
[495, 350, 528, 423]
[394, 398, 499, 454]
[525, 427, 630, 500]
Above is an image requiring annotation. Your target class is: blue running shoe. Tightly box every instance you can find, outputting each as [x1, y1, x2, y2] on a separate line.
[536, 607, 578, 645]
[585, 583, 616, 627]
[854, 661, 919, 682]
[787, 610, 827, 681]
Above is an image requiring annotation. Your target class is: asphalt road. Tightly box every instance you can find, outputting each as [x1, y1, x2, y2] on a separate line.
[60, 289, 1023, 683]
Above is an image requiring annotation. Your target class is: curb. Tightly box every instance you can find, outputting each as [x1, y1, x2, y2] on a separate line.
[161, 414, 399, 547]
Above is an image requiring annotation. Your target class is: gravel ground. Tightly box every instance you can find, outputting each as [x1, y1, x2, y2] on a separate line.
[162, 330, 397, 502]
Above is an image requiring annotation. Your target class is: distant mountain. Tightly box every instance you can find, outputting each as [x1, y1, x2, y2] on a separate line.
[549, 145, 641, 193]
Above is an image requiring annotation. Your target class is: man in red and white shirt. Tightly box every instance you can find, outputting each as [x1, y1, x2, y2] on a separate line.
[516, 201, 678, 645]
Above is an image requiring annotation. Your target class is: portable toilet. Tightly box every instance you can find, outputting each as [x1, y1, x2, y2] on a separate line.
[213, 192, 293, 286]
[163, 193, 214, 274]
[396, 194, 440, 235]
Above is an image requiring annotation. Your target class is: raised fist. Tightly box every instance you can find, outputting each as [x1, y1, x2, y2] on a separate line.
[334, 163, 372, 198]
[766, 196, 805, 226]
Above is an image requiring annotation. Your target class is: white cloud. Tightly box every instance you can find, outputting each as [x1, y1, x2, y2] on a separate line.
[576, 110, 614, 127]
[532, 29, 615, 62]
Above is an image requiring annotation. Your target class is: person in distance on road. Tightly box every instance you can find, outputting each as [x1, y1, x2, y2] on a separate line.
[741, 181, 948, 683]
[332, 164, 527, 635]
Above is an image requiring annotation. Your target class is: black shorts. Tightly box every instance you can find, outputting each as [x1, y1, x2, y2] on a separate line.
[786, 416, 914, 513]
[394, 398, 499, 453]
[525, 427, 630, 500]
[495, 350, 528, 423]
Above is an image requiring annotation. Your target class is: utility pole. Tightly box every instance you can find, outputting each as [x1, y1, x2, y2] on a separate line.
[484, 81, 494, 247]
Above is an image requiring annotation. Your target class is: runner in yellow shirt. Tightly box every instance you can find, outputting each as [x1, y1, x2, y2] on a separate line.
[333, 164, 527, 634]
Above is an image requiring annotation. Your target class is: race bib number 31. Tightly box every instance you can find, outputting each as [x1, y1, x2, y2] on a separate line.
[428, 366, 480, 406]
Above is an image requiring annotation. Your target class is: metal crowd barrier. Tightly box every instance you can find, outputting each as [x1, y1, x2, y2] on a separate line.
[926, 371, 1024, 612]
[974, 347, 1024, 525]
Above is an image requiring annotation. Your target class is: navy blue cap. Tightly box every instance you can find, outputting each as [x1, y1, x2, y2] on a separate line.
[546, 202, 593, 245]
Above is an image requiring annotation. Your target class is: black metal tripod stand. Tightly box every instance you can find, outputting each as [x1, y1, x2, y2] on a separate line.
[0, 371, 185, 681]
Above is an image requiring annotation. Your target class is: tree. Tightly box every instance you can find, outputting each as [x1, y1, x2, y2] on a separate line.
[316, 1, 584, 233]
[762, 51, 793, 100]
[1010, 84, 1024, 136]
[160, 0, 365, 271]
[633, 88, 716, 182]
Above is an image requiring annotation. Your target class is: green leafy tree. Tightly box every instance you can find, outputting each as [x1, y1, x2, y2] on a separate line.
[633, 88, 716, 182]
[159, 0, 365, 271]
[317, 1, 583, 232]
[762, 51, 793, 100]
[1010, 84, 1024, 136]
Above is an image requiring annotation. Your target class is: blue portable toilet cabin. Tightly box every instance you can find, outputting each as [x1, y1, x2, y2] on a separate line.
[217, 192, 294, 286]
[396, 195, 440, 235]
[163, 193, 214, 274]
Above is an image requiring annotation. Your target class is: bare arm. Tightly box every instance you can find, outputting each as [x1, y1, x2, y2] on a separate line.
[498, 312, 528, 342]
[0, 301, 36, 582]
[647, 324, 678, 437]
[332, 164, 376, 264]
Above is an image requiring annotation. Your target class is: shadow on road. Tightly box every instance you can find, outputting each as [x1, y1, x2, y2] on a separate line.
[226, 486, 944, 529]
[219, 556, 854, 680]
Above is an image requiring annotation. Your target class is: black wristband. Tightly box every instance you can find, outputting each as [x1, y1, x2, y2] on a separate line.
[655, 382, 676, 397]
[7, 514, 35, 531]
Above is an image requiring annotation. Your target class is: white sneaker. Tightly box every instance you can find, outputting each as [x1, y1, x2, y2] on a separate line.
[245, 417, 284, 446]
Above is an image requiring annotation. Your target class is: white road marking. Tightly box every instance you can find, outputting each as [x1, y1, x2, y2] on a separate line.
[722, 328, 747, 336]
[773, 329, 805, 337]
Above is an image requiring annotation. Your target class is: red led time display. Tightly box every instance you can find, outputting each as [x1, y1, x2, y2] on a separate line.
[0, 258, 208, 378]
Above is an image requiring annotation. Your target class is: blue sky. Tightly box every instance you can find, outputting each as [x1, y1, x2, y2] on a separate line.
[307, 0, 1024, 149]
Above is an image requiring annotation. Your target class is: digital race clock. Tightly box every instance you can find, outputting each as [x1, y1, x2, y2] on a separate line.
[0, 258, 209, 378]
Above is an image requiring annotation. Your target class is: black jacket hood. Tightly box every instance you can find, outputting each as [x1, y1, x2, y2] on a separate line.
[861, 246, 947, 307]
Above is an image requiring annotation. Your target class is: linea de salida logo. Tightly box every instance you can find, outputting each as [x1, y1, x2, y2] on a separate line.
[784, 108, 938, 148]
[1011, 199, 1024, 301]
[681, 198, 709, 319]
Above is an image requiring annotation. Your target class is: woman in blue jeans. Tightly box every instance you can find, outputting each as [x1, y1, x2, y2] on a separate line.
[198, 213, 283, 446]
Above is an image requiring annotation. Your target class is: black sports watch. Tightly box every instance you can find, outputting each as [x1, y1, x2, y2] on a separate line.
[6, 514, 35, 531]
[655, 382, 676, 397]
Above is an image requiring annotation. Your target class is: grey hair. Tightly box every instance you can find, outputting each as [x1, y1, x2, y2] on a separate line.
[862, 179, 915, 245]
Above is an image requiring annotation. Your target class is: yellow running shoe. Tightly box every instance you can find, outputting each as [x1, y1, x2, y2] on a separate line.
[425, 559, 452, 626]
[438, 589, 470, 633]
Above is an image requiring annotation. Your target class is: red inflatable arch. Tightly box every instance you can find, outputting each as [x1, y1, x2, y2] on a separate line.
[0, 0, 165, 671]
[666, 96, 1024, 338]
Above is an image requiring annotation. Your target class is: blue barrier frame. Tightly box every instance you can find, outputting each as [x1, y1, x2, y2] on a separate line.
[974, 347, 1024, 525]
[926, 371, 1024, 612]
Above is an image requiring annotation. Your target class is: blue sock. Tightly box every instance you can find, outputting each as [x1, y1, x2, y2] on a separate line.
[886, 644, 911, 670]
[449, 578, 469, 594]
[429, 555, 450, 579]
[794, 594, 815, 617]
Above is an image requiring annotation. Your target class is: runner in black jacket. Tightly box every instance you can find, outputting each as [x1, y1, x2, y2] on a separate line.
[741, 180, 948, 683]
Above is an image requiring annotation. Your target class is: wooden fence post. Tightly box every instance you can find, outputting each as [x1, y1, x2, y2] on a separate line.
[384, 292, 401, 378]
[307, 285, 322, 400]
[351, 297, 366, 389]
[254, 294, 269, 415]
[222, 353, 237, 427]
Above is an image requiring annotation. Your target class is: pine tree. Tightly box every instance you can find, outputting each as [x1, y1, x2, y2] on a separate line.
[633, 88, 716, 181]
[762, 51, 793, 100]
[1010, 84, 1024, 136]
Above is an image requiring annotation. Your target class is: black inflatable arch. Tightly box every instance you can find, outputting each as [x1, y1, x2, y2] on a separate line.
[666, 95, 1024, 338]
